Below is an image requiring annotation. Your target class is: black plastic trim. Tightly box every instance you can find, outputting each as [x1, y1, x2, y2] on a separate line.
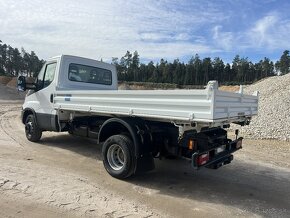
[98, 118, 140, 156]
[192, 138, 242, 169]
[22, 108, 37, 124]
[36, 113, 59, 131]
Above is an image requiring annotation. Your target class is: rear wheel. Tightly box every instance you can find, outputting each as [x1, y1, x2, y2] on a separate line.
[102, 135, 136, 179]
[25, 114, 42, 142]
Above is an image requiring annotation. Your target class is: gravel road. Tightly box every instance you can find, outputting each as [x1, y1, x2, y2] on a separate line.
[0, 84, 290, 217]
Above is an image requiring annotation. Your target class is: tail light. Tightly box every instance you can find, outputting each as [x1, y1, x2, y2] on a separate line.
[188, 139, 197, 150]
[197, 152, 209, 166]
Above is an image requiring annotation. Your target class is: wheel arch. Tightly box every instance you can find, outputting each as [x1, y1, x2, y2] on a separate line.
[22, 108, 37, 124]
[98, 117, 153, 158]
[99, 118, 139, 157]
[99, 117, 155, 175]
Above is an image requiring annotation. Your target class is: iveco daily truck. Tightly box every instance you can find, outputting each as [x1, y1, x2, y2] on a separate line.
[17, 55, 258, 179]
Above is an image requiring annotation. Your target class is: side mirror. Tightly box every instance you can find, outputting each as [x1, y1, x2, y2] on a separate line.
[17, 76, 26, 92]
[17, 76, 37, 92]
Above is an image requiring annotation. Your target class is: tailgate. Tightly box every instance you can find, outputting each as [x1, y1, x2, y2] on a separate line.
[212, 88, 258, 121]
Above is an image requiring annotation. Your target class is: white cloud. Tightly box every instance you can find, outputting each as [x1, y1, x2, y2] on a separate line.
[245, 13, 290, 50]
[0, 0, 227, 61]
[212, 25, 234, 51]
[249, 14, 278, 46]
[0, 0, 289, 62]
[211, 13, 290, 53]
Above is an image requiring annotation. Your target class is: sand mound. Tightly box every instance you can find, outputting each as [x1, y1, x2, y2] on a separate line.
[0, 76, 12, 85]
[6, 77, 18, 88]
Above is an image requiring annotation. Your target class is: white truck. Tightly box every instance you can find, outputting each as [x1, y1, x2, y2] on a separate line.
[17, 55, 258, 179]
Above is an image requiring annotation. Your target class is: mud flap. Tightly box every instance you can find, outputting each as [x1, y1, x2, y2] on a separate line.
[135, 154, 155, 174]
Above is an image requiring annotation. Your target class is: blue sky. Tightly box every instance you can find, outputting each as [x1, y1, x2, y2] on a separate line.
[0, 0, 289, 64]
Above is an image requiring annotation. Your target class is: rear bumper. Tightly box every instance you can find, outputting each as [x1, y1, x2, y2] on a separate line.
[191, 137, 243, 169]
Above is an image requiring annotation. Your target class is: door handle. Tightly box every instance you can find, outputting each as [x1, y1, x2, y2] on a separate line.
[50, 94, 53, 103]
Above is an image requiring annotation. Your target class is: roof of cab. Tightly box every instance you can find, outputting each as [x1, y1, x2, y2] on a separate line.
[47, 55, 114, 67]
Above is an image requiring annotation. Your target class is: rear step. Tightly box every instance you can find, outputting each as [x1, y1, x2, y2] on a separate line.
[206, 155, 233, 169]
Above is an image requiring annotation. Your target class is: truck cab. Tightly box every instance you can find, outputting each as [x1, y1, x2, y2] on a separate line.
[20, 55, 118, 134]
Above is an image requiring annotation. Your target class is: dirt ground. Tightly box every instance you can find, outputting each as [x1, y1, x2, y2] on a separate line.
[0, 84, 290, 218]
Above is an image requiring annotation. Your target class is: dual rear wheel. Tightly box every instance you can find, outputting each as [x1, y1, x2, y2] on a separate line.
[102, 135, 136, 179]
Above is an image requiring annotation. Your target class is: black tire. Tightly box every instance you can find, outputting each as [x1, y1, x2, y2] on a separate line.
[25, 114, 42, 142]
[102, 134, 136, 179]
[68, 129, 74, 135]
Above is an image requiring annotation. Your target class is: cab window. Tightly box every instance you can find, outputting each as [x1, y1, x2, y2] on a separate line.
[36, 64, 45, 89]
[43, 63, 57, 88]
[36, 62, 57, 90]
[68, 63, 112, 85]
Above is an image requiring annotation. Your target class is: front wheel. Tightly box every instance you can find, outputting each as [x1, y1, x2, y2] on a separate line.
[102, 135, 136, 179]
[25, 114, 42, 142]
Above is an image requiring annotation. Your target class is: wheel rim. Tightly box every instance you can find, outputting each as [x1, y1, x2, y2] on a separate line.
[107, 144, 125, 171]
[25, 120, 33, 138]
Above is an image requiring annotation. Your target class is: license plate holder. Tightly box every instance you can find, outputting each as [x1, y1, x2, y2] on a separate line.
[216, 145, 226, 154]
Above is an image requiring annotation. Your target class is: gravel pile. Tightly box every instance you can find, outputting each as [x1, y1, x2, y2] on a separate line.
[235, 73, 290, 140]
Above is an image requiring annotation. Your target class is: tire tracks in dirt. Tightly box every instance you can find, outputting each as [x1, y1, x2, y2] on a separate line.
[0, 106, 162, 217]
[0, 104, 24, 147]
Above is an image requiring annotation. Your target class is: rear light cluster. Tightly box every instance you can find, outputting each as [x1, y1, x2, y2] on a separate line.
[188, 139, 197, 150]
[197, 152, 209, 166]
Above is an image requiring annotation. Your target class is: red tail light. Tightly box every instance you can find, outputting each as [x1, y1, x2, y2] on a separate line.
[197, 152, 209, 166]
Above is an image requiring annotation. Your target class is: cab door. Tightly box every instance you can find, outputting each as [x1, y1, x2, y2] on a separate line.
[34, 61, 58, 131]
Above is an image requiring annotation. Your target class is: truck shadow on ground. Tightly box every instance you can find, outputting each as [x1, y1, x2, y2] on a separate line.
[40, 134, 290, 217]
[39, 133, 103, 158]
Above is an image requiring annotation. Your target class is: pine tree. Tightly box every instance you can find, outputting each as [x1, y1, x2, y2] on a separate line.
[276, 50, 290, 75]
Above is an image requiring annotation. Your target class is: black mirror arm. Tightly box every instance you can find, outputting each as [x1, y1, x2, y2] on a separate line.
[26, 82, 37, 90]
